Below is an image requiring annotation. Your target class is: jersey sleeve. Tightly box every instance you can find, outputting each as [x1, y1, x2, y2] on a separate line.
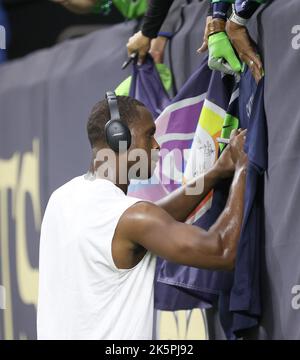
[142, 0, 175, 38]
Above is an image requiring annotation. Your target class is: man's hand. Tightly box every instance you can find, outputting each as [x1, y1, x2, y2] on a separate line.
[226, 20, 264, 83]
[208, 31, 242, 75]
[127, 31, 151, 65]
[149, 36, 168, 64]
[198, 18, 242, 75]
[197, 16, 213, 53]
[213, 141, 235, 180]
[229, 128, 248, 169]
[213, 128, 248, 179]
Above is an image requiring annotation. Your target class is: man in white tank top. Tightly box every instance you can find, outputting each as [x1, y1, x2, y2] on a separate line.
[37, 95, 248, 340]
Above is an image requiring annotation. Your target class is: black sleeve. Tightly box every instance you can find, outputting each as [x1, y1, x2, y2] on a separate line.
[207, 1, 213, 17]
[141, 0, 175, 39]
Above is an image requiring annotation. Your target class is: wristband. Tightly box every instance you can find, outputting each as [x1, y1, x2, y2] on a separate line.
[212, 2, 231, 21]
[229, 5, 248, 26]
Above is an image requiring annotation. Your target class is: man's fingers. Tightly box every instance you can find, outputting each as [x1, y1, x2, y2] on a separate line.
[126, 31, 151, 61]
[230, 128, 247, 139]
[126, 42, 135, 57]
[137, 52, 147, 65]
[126, 43, 146, 64]
[237, 129, 247, 141]
[242, 54, 264, 83]
[199, 15, 212, 53]
[240, 51, 263, 70]
[252, 68, 263, 83]
[236, 129, 247, 147]
[230, 128, 239, 139]
[197, 41, 208, 53]
[246, 52, 263, 71]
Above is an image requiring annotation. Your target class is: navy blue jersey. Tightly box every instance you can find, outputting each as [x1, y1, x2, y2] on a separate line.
[212, 68, 266, 339]
[155, 61, 267, 339]
[229, 73, 267, 337]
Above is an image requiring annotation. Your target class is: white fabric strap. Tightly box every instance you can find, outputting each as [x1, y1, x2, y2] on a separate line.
[230, 5, 248, 26]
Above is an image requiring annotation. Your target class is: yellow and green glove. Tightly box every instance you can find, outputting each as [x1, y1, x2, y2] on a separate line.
[208, 31, 241, 75]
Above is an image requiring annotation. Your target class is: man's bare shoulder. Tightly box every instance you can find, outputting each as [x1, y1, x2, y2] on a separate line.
[115, 200, 173, 244]
[112, 201, 163, 269]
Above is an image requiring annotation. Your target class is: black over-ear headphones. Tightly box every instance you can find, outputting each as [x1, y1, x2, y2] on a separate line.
[105, 91, 132, 152]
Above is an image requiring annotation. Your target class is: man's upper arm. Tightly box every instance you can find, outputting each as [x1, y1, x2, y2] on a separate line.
[118, 201, 232, 270]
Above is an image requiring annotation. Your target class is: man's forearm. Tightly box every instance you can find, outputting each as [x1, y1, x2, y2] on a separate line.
[208, 164, 247, 267]
[156, 166, 222, 222]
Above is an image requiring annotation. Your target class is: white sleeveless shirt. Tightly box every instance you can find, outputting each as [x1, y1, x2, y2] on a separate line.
[37, 176, 157, 340]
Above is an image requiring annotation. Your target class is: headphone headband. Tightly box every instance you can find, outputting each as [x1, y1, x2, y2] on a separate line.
[105, 91, 120, 121]
[104, 91, 131, 152]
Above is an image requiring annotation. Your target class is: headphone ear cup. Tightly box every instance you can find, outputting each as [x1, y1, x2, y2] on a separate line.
[105, 120, 132, 153]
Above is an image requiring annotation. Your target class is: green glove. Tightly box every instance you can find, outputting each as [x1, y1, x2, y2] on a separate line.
[219, 114, 239, 152]
[208, 32, 242, 75]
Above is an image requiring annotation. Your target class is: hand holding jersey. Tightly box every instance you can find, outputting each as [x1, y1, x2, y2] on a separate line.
[198, 17, 241, 76]
[226, 2, 264, 83]
[200, 0, 265, 82]
[206, 19, 242, 75]
[226, 21, 263, 83]
[127, 31, 151, 65]
[197, 1, 242, 76]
